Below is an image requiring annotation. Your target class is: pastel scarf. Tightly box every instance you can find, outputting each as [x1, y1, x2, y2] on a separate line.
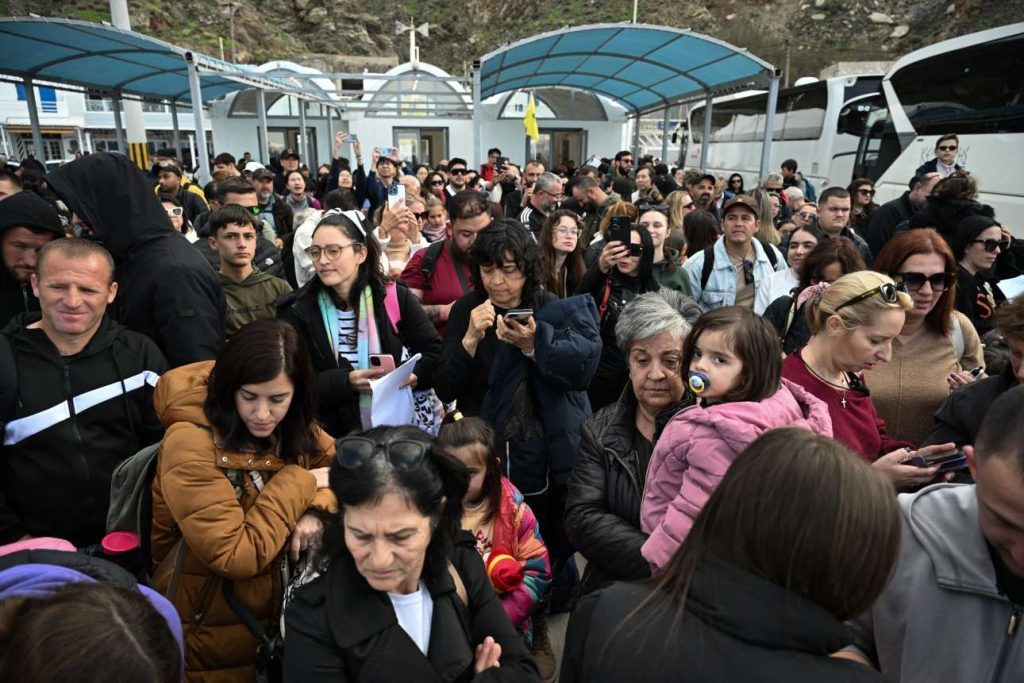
[318, 284, 381, 429]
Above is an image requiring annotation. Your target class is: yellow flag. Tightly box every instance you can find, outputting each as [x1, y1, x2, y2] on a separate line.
[523, 93, 540, 142]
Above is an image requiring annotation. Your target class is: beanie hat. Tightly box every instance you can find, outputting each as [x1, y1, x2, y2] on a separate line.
[485, 550, 524, 593]
[952, 214, 999, 261]
[0, 191, 64, 237]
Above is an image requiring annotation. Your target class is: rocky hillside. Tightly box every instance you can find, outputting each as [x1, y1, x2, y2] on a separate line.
[5, 0, 1023, 81]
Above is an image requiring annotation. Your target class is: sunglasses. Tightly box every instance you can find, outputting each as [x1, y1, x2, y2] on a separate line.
[413, 211, 429, 221]
[450, 168, 468, 175]
[894, 271, 955, 292]
[972, 238, 1010, 253]
[937, 145, 958, 152]
[836, 281, 908, 311]
[430, 180, 444, 186]
[742, 259, 754, 286]
[336, 437, 429, 470]
[797, 211, 817, 219]
[857, 188, 876, 196]
[165, 207, 183, 217]
[637, 203, 668, 214]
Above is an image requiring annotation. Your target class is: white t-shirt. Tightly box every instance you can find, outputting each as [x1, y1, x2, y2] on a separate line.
[388, 582, 434, 655]
[755, 267, 799, 315]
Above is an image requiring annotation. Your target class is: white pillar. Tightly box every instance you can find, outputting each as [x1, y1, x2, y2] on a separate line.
[758, 71, 782, 185]
[699, 92, 713, 172]
[472, 60, 482, 168]
[170, 101, 182, 158]
[22, 77, 46, 160]
[660, 106, 670, 164]
[185, 52, 211, 183]
[297, 97, 308, 164]
[109, 0, 147, 168]
[112, 92, 128, 155]
[256, 89, 269, 164]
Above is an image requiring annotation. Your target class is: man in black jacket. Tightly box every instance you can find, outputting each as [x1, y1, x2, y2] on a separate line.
[0, 190, 64, 328]
[154, 161, 208, 224]
[865, 172, 939, 257]
[924, 297, 1024, 448]
[46, 153, 225, 367]
[0, 238, 167, 547]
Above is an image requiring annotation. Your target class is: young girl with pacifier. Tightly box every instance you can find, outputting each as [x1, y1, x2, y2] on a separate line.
[639, 306, 833, 573]
[437, 413, 551, 645]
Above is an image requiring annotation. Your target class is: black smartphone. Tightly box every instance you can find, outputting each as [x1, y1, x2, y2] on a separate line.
[496, 156, 508, 170]
[909, 450, 969, 472]
[608, 216, 632, 246]
[504, 308, 534, 324]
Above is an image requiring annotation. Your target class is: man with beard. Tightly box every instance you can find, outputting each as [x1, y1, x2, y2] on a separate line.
[444, 157, 470, 199]
[689, 173, 719, 218]
[252, 167, 294, 240]
[0, 191, 64, 327]
[865, 172, 941, 257]
[154, 161, 208, 224]
[400, 191, 490, 335]
[569, 174, 622, 245]
[519, 172, 563, 237]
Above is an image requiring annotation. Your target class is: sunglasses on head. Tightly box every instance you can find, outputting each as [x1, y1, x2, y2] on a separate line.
[835, 281, 908, 311]
[972, 238, 1010, 253]
[894, 271, 955, 292]
[937, 145, 958, 152]
[336, 436, 429, 470]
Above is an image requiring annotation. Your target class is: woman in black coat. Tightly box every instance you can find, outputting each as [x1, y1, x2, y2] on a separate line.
[285, 425, 539, 682]
[276, 210, 441, 436]
[561, 429, 899, 683]
[565, 290, 699, 597]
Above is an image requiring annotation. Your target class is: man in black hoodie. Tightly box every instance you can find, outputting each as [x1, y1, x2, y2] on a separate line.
[0, 238, 167, 547]
[45, 153, 225, 367]
[0, 191, 65, 328]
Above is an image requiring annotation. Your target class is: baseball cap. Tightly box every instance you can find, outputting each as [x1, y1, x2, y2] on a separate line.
[722, 194, 760, 218]
[243, 161, 265, 173]
[695, 173, 717, 186]
[281, 151, 300, 161]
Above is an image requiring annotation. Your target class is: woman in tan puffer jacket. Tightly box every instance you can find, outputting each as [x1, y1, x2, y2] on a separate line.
[150, 320, 336, 682]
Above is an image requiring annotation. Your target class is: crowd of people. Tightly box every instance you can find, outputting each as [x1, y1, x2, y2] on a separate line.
[0, 129, 1022, 682]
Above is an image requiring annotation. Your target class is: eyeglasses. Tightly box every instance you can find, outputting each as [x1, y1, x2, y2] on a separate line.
[937, 145, 958, 152]
[857, 188, 876, 197]
[336, 436, 428, 471]
[450, 168, 468, 176]
[797, 211, 817, 220]
[304, 244, 362, 260]
[742, 259, 754, 286]
[894, 271, 955, 292]
[430, 180, 444, 186]
[165, 207, 183, 217]
[835, 281, 908, 311]
[971, 238, 1010, 253]
[553, 227, 581, 238]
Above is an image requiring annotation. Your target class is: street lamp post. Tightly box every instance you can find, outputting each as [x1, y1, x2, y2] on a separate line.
[224, 1, 238, 63]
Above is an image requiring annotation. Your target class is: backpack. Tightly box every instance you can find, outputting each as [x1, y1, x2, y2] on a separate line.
[105, 442, 162, 571]
[700, 238, 780, 291]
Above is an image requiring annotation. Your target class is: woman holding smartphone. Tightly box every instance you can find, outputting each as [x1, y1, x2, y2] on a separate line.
[277, 210, 442, 437]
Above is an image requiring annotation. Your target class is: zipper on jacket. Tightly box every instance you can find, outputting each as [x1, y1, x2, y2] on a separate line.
[63, 365, 84, 445]
[1007, 604, 1021, 636]
[989, 604, 1022, 682]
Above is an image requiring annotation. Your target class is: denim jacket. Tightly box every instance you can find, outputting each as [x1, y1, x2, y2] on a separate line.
[684, 238, 785, 311]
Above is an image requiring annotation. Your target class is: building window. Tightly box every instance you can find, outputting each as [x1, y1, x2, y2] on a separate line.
[15, 85, 58, 113]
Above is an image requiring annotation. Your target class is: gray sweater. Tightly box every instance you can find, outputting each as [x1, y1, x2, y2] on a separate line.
[847, 484, 1024, 682]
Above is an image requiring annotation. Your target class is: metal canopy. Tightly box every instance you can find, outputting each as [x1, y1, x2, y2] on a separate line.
[479, 23, 775, 115]
[0, 16, 303, 103]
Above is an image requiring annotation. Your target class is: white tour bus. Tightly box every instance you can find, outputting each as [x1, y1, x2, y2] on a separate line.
[852, 23, 1024, 231]
[684, 74, 882, 192]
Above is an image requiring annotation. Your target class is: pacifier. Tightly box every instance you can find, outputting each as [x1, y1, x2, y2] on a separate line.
[688, 371, 710, 395]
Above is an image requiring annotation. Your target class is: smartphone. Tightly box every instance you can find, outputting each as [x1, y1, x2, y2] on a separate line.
[608, 216, 632, 247]
[388, 182, 407, 209]
[347, 134, 359, 144]
[909, 450, 969, 472]
[496, 156, 508, 171]
[504, 309, 534, 324]
[369, 354, 396, 373]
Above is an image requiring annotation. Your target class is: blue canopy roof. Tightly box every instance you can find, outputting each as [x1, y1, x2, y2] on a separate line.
[480, 23, 775, 115]
[0, 16, 305, 104]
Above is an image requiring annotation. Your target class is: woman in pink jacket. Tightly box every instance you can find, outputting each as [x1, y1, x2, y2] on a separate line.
[640, 307, 833, 572]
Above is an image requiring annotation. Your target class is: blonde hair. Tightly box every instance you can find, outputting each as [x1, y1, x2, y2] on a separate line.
[596, 201, 636, 237]
[749, 188, 781, 245]
[806, 270, 912, 334]
[666, 189, 693, 231]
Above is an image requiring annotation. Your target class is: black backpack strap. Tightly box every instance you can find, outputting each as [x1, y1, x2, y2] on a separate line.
[223, 579, 271, 643]
[419, 240, 447, 292]
[700, 245, 715, 292]
[757, 237, 779, 268]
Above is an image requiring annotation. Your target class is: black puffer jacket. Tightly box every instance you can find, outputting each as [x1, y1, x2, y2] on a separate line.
[906, 196, 995, 243]
[763, 289, 811, 355]
[276, 278, 441, 437]
[923, 363, 1019, 448]
[45, 153, 225, 367]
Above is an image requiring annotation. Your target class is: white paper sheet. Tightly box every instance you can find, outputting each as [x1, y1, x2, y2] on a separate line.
[999, 275, 1024, 301]
[367, 353, 421, 428]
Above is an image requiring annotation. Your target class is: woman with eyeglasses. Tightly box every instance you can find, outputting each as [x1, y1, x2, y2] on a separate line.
[723, 173, 744, 201]
[847, 178, 878, 234]
[284, 425, 540, 682]
[754, 222, 824, 314]
[276, 211, 442, 437]
[578, 221, 661, 411]
[782, 270, 958, 486]
[159, 193, 198, 243]
[952, 215, 1015, 336]
[538, 209, 586, 298]
[638, 205, 692, 296]
[868, 229, 984, 445]
[150, 320, 336, 681]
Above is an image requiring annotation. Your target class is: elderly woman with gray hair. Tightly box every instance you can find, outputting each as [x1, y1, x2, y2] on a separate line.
[565, 289, 701, 596]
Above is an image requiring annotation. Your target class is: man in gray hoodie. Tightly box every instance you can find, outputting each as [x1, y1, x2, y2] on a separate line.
[842, 384, 1024, 682]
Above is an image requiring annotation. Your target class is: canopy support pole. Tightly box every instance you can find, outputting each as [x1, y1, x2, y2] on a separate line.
[632, 113, 641, 160]
[22, 78, 45, 160]
[472, 60, 482, 168]
[256, 90, 269, 164]
[326, 106, 334, 155]
[699, 92, 713, 172]
[112, 92, 128, 156]
[185, 52, 211, 184]
[660, 106, 670, 164]
[170, 101, 182, 159]
[297, 97, 308, 164]
[758, 70, 782, 185]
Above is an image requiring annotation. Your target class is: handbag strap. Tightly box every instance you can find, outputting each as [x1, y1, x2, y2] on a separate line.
[447, 562, 468, 605]
[223, 579, 272, 644]
[155, 536, 188, 604]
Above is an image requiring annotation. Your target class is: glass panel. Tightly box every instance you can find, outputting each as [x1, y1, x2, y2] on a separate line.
[779, 86, 827, 140]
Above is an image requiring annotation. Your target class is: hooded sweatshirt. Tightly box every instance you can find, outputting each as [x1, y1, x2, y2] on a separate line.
[45, 153, 225, 367]
[848, 484, 1024, 682]
[640, 378, 832, 571]
[0, 191, 65, 327]
[220, 268, 292, 339]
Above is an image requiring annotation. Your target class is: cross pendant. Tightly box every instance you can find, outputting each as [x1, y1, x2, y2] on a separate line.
[840, 394, 847, 409]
